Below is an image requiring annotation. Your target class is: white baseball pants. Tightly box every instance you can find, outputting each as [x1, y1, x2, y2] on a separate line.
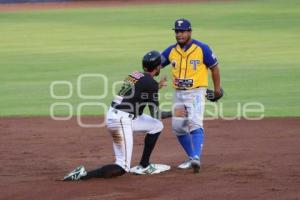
[106, 106, 163, 172]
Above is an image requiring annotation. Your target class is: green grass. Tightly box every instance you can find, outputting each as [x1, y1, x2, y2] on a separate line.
[0, 0, 299, 117]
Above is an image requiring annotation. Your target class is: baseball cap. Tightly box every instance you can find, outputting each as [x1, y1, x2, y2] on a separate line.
[172, 18, 192, 31]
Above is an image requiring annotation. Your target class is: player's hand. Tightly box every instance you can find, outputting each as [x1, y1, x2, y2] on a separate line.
[206, 88, 224, 102]
[159, 75, 167, 89]
[214, 87, 223, 97]
[173, 107, 188, 117]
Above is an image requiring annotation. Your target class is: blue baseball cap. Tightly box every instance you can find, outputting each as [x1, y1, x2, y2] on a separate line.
[172, 18, 192, 31]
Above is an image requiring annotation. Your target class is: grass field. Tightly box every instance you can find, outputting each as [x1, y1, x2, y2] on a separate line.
[0, 0, 299, 117]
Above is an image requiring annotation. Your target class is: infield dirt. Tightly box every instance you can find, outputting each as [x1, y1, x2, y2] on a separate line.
[0, 117, 299, 200]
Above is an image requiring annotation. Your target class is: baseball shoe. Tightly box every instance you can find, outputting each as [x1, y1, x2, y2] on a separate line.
[63, 165, 87, 181]
[191, 157, 201, 173]
[177, 157, 193, 169]
[130, 164, 171, 175]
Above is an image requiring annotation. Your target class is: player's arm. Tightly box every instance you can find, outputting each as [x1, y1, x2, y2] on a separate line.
[161, 45, 174, 68]
[158, 75, 167, 89]
[210, 65, 222, 96]
[160, 108, 187, 119]
[150, 103, 187, 119]
[203, 43, 222, 97]
[156, 75, 171, 118]
[157, 75, 186, 118]
[147, 80, 160, 119]
[149, 99, 160, 119]
[148, 76, 187, 119]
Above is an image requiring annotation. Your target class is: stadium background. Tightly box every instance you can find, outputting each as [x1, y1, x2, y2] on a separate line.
[0, 0, 299, 199]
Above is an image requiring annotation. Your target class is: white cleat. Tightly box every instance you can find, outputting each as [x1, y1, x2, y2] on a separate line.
[130, 164, 171, 175]
[177, 158, 193, 169]
[63, 165, 87, 181]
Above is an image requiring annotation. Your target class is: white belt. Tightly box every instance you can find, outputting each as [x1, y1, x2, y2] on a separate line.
[109, 106, 134, 119]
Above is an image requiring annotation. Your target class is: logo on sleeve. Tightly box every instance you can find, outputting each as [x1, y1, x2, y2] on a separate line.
[212, 52, 216, 60]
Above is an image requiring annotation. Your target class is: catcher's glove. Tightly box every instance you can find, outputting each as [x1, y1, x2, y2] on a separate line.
[206, 88, 224, 102]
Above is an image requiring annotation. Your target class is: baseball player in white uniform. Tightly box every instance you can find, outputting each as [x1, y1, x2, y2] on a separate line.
[63, 51, 185, 181]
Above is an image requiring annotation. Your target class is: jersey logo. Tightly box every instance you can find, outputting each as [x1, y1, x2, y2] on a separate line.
[171, 60, 177, 68]
[174, 78, 194, 88]
[130, 71, 144, 79]
[177, 20, 183, 27]
[212, 52, 216, 60]
[190, 60, 200, 70]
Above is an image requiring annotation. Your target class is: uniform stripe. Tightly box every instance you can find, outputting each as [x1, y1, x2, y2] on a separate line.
[209, 62, 218, 68]
[175, 47, 183, 78]
[119, 117, 128, 170]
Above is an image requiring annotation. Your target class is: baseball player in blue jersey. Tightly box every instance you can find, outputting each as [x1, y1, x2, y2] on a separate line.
[161, 18, 223, 173]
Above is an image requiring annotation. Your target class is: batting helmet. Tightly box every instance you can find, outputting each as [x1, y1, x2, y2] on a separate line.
[142, 50, 161, 72]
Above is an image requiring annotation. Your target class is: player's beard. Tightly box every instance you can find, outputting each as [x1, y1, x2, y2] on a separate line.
[177, 35, 191, 46]
[155, 68, 161, 76]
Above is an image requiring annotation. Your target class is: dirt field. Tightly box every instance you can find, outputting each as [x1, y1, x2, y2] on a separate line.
[0, 117, 299, 200]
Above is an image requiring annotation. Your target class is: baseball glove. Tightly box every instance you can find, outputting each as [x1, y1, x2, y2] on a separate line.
[206, 88, 224, 102]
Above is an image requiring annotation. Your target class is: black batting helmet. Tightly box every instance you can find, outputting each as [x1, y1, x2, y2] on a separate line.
[142, 50, 161, 72]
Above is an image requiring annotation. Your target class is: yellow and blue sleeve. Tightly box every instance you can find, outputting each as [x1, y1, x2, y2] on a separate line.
[161, 44, 176, 67]
[193, 40, 218, 68]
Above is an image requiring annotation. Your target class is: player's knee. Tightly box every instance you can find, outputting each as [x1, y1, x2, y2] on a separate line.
[148, 120, 164, 134]
[157, 121, 164, 132]
[154, 120, 164, 133]
[172, 123, 189, 136]
[172, 117, 189, 136]
[172, 128, 188, 136]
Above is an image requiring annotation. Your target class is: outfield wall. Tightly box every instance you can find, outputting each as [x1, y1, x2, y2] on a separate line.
[0, 0, 68, 3]
[0, 0, 132, 3]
